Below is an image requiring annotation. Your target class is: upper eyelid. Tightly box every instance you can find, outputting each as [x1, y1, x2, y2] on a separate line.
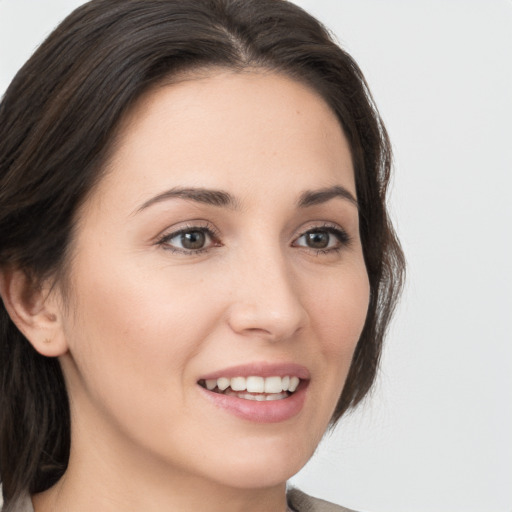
[294, 222, 349, 237]
[297, 226, 348, 238]
[157, 221, 220, 239]
[157, 221, 349, 239]
[157, 226, 219, 255]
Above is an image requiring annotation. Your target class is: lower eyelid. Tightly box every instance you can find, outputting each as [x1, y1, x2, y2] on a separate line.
[157, 223, 350, 254]
[157, 225, 219, 251]
[295, 227, 349, 244]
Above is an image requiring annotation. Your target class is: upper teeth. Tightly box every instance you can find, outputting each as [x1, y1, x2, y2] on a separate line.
[205, 375, 300, 393]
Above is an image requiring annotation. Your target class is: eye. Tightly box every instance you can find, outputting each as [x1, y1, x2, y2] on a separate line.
[293, 226, 349, 252]
[157, 224, 220, 254]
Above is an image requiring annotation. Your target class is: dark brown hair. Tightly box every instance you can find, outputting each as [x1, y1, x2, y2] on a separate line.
[0, 0, 404, 506]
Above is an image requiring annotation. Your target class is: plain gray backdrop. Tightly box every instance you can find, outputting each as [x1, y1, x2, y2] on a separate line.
[1, 1, 511, 511]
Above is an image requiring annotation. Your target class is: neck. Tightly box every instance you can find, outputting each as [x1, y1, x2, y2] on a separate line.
[33, 477, 288, 512]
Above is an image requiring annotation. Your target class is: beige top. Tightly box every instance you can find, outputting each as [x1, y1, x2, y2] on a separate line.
[4, 488, 358, 512]
[287, 488, 358, 512]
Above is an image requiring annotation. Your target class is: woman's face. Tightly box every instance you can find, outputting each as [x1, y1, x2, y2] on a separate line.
[56, 70, 369, 490]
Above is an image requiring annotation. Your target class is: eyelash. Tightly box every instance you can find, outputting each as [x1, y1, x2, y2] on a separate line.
[156, 222, 351, 256]
[156, 222, 221, 255]
[293, 224, 351, 256]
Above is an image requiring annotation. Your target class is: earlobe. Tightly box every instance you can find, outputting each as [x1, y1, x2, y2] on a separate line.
[0, 267, 68, 357]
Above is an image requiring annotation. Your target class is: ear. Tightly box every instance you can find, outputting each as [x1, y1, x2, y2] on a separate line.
[0, 267, 68, 357]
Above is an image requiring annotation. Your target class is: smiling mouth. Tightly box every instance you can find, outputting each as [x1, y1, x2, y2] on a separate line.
[198, 375, 301, 401]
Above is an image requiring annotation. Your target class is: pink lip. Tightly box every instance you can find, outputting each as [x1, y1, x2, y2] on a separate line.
[199, 380, 308, 423]
[198, 362, 310, 381]
[197, 362, 310, 424]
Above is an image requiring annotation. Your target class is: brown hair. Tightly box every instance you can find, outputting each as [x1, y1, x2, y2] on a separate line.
[0, 0, 404, 506]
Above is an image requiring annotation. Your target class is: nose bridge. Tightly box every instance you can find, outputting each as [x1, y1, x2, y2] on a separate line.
[227, 242, 308, 340]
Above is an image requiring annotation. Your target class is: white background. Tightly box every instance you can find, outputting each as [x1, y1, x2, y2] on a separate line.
[1, 1, 511, 511]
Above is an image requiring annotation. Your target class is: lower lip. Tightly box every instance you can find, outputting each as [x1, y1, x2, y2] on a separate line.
[199, 382, 308, 423]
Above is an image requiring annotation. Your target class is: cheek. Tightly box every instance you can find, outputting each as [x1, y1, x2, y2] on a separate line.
[307, 265, 370, 358]
[292, 263, 369, 447]
[61, 249, 231, 393]
[59, 259, 226, 450]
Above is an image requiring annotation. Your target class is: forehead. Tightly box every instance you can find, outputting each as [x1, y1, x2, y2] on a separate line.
[92, 69, 355, 211]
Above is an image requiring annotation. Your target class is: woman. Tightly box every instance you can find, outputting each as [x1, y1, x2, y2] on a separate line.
[0, 1, 404, 511]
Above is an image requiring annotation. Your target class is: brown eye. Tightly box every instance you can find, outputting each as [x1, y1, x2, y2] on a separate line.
[180, 230, 206, 250]
[304, 231, 329, 249]
[160, 226, 218, 253]
[294, 226, 350, 252]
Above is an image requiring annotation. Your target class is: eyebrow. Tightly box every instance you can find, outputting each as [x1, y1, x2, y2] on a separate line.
[136, 187, 240, 213]
[135, 184, 357, 214]
[297, 186, 358, 209]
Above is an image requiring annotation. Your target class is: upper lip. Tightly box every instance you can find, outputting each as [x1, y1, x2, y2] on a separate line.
[198, 362, 310, 381]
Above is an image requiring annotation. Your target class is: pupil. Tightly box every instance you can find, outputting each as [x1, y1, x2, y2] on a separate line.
[181, 231, 205, 249]
[307, 231, 329, 249]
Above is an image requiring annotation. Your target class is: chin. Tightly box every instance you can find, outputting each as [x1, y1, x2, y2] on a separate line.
[212, 461, 303, 490]
[200, 434, 317, 490]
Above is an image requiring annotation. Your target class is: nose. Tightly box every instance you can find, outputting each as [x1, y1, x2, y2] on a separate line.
[226, 248, 309, 342]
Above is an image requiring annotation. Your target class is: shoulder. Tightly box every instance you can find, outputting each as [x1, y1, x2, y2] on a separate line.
[4, 487, 358, 512]
[287, 488, 360, 512]
[0, 491, 34, 512]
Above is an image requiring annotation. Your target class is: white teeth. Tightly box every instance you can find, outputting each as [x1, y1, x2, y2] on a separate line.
[230, 376, 246, 391]
[217, 377, 230, 391]
[246, 376, 265, 393]
[264, 376, 283, 394]
[205, 379, 217, 390]
[266, 393, 288, 401]
[288, 376, 300, 392]
[206, 375, 302, 394]
[224, 390, 289, 401]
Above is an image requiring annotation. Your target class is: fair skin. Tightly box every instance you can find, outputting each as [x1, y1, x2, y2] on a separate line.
[2, 70, 369, 512]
